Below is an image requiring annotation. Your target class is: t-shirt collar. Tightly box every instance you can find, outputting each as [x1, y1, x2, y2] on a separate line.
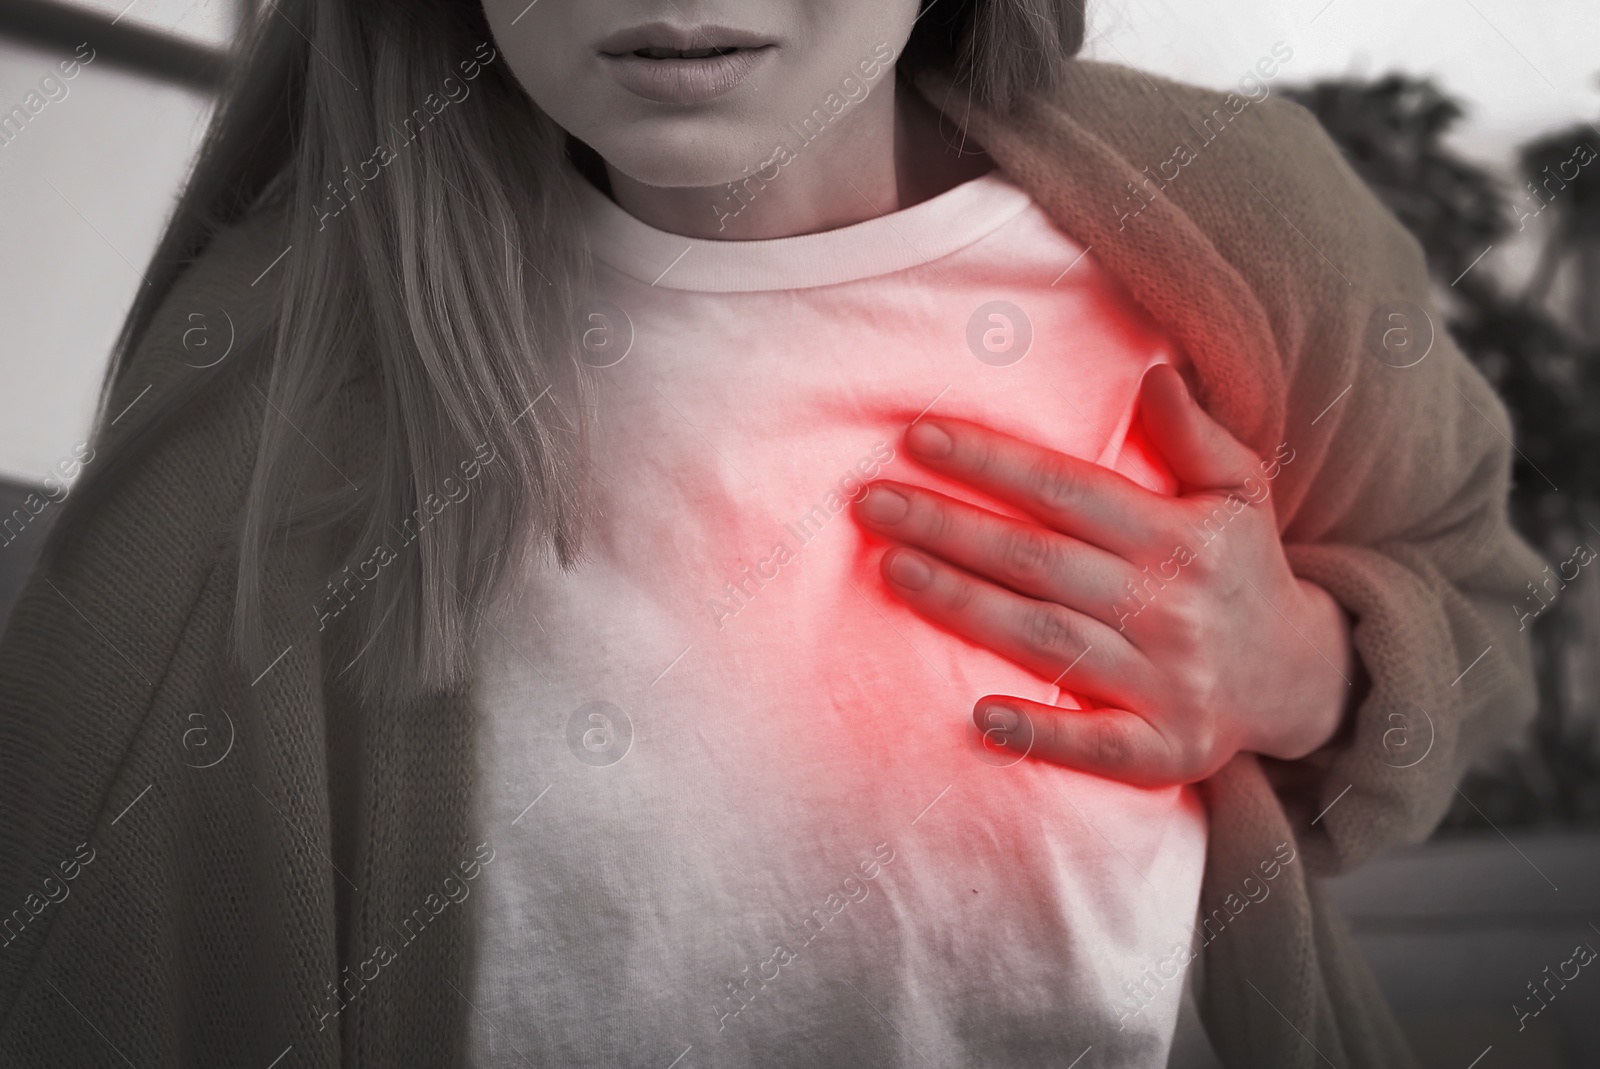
[566, 158, 1032, 293]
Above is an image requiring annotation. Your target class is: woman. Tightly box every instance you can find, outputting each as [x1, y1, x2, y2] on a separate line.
[0, 0, 1541, 1066]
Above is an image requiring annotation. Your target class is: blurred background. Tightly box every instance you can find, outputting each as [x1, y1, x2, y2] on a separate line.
[1, 0, 1597, 1064]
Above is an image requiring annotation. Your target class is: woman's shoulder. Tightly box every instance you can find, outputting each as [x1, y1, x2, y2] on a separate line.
[1052, 56, 1335, 171]
[1037, 60, 1433, 399]
[21, 198, 306, 627]
[921, 57, 1426, 308]
[87, 193, 383, 528]
[1052, 58, 1424, 273]
[94, 200, 292, 457]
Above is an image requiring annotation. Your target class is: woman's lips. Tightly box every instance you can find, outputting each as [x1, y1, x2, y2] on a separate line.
[601, 46, 774, 105]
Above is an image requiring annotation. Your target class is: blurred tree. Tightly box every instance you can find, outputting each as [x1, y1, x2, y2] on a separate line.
[1520, 125, 1600, 337]
[1282, 75, 1600, 830]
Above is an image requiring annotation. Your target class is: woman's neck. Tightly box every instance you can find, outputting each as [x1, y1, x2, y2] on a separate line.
[600, 74, 994, 241]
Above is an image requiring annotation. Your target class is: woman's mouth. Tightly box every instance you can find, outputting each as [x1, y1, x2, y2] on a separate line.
[598, 25, 775, 104]
[632, 45, 742, 60]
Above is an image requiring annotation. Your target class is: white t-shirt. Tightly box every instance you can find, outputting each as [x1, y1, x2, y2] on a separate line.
[464, 163, 1210, 1068]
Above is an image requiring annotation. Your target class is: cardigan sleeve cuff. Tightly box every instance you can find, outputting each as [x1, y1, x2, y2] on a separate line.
[1263, 539, 1540, 877]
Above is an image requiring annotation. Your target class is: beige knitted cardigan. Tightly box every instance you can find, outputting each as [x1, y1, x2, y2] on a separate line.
[0, 60, 1542, 1067]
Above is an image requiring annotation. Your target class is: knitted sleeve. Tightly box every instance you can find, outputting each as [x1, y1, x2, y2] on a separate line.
[1248, 97, 1547, 876]
[0, 209, 281, 1043]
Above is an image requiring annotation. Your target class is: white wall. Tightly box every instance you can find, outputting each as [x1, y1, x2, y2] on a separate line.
[0, 32, 213, 484]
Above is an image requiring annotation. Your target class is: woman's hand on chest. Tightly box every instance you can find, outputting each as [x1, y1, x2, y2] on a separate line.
[851, 363, 1355, 788]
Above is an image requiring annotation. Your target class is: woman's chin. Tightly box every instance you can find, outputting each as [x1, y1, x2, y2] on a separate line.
[608, 161, 753, 193]
[590, 134, 778, 193]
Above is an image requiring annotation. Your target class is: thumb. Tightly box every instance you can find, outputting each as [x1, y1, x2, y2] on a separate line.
[1136, 363, 1259, 492]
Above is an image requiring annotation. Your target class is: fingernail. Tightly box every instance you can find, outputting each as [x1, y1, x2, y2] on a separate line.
[886, 549, 933, 590]
[981, 704, 1020, 732]
[907, 421, 953, 459]
[858, 485, 908, 524]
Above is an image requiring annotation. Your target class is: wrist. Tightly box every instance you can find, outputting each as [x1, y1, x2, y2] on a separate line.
[1267, 578, 1357, 761]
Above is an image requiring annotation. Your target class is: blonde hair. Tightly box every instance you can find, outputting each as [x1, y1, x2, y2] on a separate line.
[50, 0, 1087, 703]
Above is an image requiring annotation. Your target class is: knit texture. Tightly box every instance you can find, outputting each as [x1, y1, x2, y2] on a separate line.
[0, 60, 1543, 1067]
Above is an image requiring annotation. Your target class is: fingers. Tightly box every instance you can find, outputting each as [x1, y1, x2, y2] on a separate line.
[878, 545, 1144, 706]
[902, 417, 1174, 559]
[853, 480, 1138, 630]
[972, 696, 1189, 787]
